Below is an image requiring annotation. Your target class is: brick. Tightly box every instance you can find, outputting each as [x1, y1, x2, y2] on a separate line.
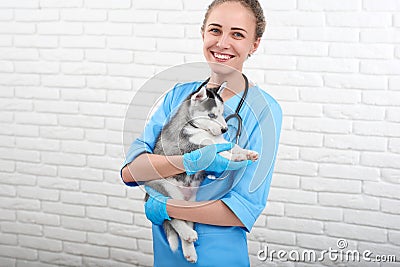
[387, 108, 400, 122]
[270, 173, 300, 188]
[135, 0, 182, 10]
[42, 201, 85, 217]
[86, 76, 132, 90]
[364, 0, 400, 11]
[381, 199, 400, 214]
[108, 37, 156, 51]
[40, 126, 84, 140]
[110, 248, 153, 266]
[299, 27, 358, 42]
[108, 63, 155, 78]
[249, 228, 296, 246]
[266, 41, 328, 57]
[361, 29, 400, 43]
[280, 130, 323, 147]
[137, 239, 152, 254]
[19, 235, 62, 252]
[85, 22, 132, 35]
[61, 9, 107, 21]
[276, 101, 323, 118]
[262, 0, 296, 10]
[0, 147, 40, 163]
[327, 12, 391, 27]
[58, 114, 104, 129]
[61, 191, 106, 206]
[294, 118, 352, 134]
[64, 242, 109, 258]
[87, 155, 122, 170]
[266, 71, 323, 87]
[18, 186, 59, 201]
[364, 181, 400, 200]
[323, 104, 386, 121]
[298, 0, 360, 11]
[157, 38, 203, 54]
[263, 26, 297, 40]
[38, 251, 82, 267]
[40, 49, 84, 62]
[389, 138, 400, 153]
[344, 210, 400, 230]
[15, 9, 59, 21]
[298, 57, 359, 73]
[324, 134, 386, 152]
[0, 245, 37, 260]
[330, 43, 393, 59]
[301, 177, 361, 193]
[0, 184, 16, 197]
[61, 36, 106, 48]
[285, 204, 342, 221]
[358, 242, 399, 261]
[43, 226, 86, 243]
[0, 36, 12, 46]
[354, 121, 400, 137]
[61, 216, 107, 232]
[1, 222, 42, 236]
[276, 145, 299, 161]
[61, 62, 106, 75]
[275, 160, 318, 176]
[0, 159, 14, 173]
[0, 61, 13, 72]
[361, 152, 400, 169]
[268, 217, 323, 234]
[109, 10, 157, 23]
[61, 140, 105, 155]
[381, 169, 400, 184]
[267, 11, 325, 27]
[297, 233, 357, 251]
[85, 49, 133, 63]
[38, 22, 83, 35]
[0, 22, 35, 34]
[15, 87, 59, 100]
[319, 163, 380, 181]
[363, 91, 400, 106]
[38, 176, 80, 191]
[1, 173, 36, 186]
[300, 147, 358, 164]
[0, 209, 16, 221]
[40, 0, 82, 8]
[361, 59, 400, 75]
[0, 48, 39, 61]
[108, 223, 152, 240]
[268, 188, 317, 204]
[319, 192, 380, 210]
[0, 98, 33, 112]
[42, 75, 85, 88]
[18, 211, 60, 226]
[300, 88, 361, 104]
[388, 231, 400, 246]
[58, 166, 103, 181]
[80, 102, 126, 117]
[16, 137, 59, 152]
[0, 233, 17, 245]
[87, 233, 137, 250]
[109, 197, 143, 213]
[0, 73, 40, 86]
[41, 152, 86, 167]
[86, 129, 122, 144]
[134, 51, 185, 66]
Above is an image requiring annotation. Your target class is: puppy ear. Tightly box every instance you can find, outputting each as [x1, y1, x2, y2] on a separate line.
[191, 86, 208, 104]
[217, 81, 227, 95]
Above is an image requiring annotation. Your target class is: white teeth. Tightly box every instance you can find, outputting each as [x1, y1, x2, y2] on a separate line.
[214, 52, 232, 60]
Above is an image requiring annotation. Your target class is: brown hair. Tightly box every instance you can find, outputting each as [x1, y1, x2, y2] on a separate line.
[201, 0, 266, 40]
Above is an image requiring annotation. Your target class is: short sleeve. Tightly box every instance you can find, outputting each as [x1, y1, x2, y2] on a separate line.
[120, 86, 176, 187]
[221, 101, 282, 232]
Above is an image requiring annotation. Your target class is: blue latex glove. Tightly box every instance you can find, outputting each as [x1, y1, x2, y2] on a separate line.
[144, 186, 171, 225]
[183, 143, 252, 175]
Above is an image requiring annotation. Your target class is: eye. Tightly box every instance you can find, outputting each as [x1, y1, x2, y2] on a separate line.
[233, 32, 245, 39]
[208, 113, 217, 119]
[209, 28, 220, 34]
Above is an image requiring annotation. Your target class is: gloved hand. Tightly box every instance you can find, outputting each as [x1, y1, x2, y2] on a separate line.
[144, 186, 171, 225]
[183, 143, 252, 176]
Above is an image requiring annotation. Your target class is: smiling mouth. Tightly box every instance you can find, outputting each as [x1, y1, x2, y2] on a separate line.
[211, 51, 235, 62]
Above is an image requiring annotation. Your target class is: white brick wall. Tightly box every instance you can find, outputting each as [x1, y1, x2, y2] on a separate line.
[0, 0, 399, 266]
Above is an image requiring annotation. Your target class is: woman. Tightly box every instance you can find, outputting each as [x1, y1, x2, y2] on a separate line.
[121, 0, 282, 266]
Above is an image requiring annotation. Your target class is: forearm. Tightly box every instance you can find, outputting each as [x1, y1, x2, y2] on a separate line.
[166, 199, 244, 227]
[122, 153, 185, 183]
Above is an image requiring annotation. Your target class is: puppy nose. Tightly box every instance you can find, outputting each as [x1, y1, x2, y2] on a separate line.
[221, 127, 228, 134]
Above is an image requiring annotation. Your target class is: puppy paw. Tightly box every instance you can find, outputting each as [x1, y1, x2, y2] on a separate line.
[181, 228, 198, 243]
[247, 150, 259, 161]
[183, 243, 198, 263]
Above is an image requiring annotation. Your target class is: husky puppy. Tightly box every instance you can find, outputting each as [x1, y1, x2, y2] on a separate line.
[145, 82, 258, 263]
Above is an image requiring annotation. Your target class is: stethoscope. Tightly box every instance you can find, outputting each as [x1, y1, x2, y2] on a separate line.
[197, 73, 249, 144]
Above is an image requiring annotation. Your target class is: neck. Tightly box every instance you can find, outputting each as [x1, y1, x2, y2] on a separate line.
[207, 72, 247, 101]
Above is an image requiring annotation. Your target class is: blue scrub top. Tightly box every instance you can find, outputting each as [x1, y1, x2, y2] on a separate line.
[121, 81, 282, 267]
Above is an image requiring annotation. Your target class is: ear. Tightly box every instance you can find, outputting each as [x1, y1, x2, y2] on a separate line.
[191, 86, 208, 104]
[217, 81, 227, 95]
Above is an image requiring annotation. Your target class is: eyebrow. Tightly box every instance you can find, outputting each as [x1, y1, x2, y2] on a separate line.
[208, 23, 248, 33]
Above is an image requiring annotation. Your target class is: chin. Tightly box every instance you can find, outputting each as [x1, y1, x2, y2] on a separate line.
[206, 60, 241, 76]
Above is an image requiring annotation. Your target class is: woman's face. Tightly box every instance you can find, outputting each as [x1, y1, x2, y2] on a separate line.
[202, 2, 260, 74]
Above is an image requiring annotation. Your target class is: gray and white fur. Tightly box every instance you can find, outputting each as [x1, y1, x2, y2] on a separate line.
[145, 82, 258, 263]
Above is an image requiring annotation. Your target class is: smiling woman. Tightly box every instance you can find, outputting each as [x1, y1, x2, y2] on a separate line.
[121, 0, 282, 266]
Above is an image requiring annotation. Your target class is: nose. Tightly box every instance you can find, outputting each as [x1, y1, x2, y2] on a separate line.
[217, 34, 230, 49]
[221, 127, 228, 134]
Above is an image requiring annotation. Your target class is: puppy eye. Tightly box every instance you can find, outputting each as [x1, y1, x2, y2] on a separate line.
[208, 113, 217, 119]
